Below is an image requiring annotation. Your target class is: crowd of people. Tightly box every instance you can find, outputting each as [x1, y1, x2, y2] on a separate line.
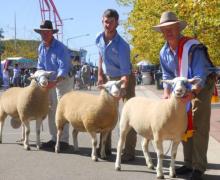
[73, 63, 98, 90]
[2, 63, 35, 89]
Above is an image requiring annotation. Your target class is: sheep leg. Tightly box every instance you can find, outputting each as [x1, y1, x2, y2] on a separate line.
[89, 132, 98, 161]
[55, 129, 62, 153]
[154, 140, 164, 179]
[36, 120, 42, 150]
[115, 127, 130, 171]
[141, 138, 154, 169]
[169, 141, 179, 178]
[100, 131, 109, 159]
[72, 129, 79, 152]
[23, 121, 30, 151]
[0, 111, 7, 144]
[0, 120, 5, 144]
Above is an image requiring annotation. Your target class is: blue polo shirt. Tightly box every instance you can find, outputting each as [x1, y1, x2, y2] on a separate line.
[160, 41, 212, 89]
[37, 38, 71, 80]
[95, 32, 131, 77]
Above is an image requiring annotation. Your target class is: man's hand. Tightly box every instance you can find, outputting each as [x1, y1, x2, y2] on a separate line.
[162, 88, 171, 99]
[97, 75, 104, 86]
[56, 76, 65, 83]
[181, 91, 195, 103]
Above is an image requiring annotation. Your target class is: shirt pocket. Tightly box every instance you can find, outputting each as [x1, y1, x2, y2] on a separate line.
[51, 54, 58, 65]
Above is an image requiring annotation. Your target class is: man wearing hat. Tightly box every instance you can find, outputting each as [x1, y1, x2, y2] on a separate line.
[34, 20, 73, 151]
[153, 11, 215, 180]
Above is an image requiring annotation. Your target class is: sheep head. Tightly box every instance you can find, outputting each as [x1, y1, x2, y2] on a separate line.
[30, 70, 54, 88]
[99, 80, 124, 98]
[162, 77, 201, 98]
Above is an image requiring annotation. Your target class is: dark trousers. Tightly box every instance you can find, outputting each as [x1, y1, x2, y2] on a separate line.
[100, 73, 137, 155]
[183, 74, 215, 172]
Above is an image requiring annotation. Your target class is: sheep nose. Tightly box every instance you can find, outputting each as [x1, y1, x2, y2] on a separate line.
[41, 80, 48, 87]
[176, 89, 182, 93]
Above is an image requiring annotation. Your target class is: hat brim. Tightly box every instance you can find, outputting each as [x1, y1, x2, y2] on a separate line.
[34, 28, 59, 34]
[153, 21, 187, 32]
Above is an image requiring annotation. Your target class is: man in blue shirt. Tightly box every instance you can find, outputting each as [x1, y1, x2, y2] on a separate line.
[153, 11, 215, 180]
[96, 9, 136, 161]
[34, 20, 73, 151]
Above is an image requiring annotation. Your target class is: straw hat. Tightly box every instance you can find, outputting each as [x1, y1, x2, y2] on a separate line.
[153, 11, 187, 32]
[34, 20, 58, 34]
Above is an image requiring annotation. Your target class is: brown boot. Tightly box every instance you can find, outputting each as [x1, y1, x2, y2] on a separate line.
[121, 153, 135, 162]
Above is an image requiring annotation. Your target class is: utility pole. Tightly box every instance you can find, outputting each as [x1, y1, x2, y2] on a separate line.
[14, 12, 17, 51]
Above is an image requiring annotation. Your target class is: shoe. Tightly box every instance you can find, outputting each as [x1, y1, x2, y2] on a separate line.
[190, 169, 203, 180]
[121, 153, 135, 162]
[97, 147, 112, 156]
[41, 140, 56, 150]
[59, 142, 70, 151]
[105, 149, 112, 156]
[176, 165, 193, 175]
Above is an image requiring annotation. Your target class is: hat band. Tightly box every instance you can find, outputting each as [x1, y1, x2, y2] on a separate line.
[159, 20, 178, 25]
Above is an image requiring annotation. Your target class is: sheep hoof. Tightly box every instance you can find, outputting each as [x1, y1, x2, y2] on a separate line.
[92, 156, 98, 161]
[115, 166, 121, 171]
[147, 164, 154, 170]
[169, 174, 176, 178]
[55, 148, 60, 153]
[36, 145, 41, 150]
[156, 175, 164, 179]
[24, 146, 31, 151]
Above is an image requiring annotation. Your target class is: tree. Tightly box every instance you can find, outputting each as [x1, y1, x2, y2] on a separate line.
[116, 0, 220, 65]
[0, 28, 5, 60]
[1, 39, 40, 60]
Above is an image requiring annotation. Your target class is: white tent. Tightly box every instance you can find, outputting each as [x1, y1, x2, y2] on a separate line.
[136, 60, 152, 66]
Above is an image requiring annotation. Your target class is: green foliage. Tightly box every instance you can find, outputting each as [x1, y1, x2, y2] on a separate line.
[0, 28, 4, 39]
[116, 0, 135, 6]
[1, 39, 40, 60]
[118, 0, 220, 65]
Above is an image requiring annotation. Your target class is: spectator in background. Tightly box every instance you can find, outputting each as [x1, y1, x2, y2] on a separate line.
[2, 66, 10, 89]
[12, 63, 21, 87]
[22, 69, 31, 87]
[81, 63, 91, 90]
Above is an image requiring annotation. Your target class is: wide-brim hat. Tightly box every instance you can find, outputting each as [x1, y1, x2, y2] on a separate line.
[34, 20, 58, 34]
[153, 11, 187, 33]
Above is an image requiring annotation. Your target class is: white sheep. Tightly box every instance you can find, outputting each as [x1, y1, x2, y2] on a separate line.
[0, 70, 54, 150]
[55, 80, 123, 161]
[115, 77, 201, 179]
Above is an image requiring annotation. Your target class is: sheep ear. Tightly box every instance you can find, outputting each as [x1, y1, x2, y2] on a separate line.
[116, 79, 124, 86]
[161, 79, 174, 85]
[98, 84, 105, 89]
[45, 71, 55, 77]
[29, 76, 34, 80]
[188, 77, 202, 85]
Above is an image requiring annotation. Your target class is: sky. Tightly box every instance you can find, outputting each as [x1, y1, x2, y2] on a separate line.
[0, 0, 132, 65]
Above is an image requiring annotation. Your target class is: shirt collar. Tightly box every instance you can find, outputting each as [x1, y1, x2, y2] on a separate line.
[102, 31, 120, 45]
[42, 37, 56, 48]
[164, 41, 178, 56]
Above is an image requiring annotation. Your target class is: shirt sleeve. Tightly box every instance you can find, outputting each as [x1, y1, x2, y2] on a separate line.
[190, 48, 211, 88]
[118, 42, 131, 76]
[37, 46, 45, 70]
[160, 52, 174, 89]
[57, 47, 71, 78]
